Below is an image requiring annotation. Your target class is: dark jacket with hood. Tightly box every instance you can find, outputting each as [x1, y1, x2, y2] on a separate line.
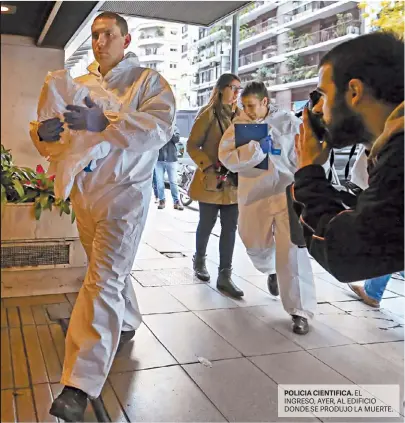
[290, 102, 404, 282]
[158, 126, 180, 162]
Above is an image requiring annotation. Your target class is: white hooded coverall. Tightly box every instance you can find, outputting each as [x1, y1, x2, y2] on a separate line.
[218, 109, 316, 319]
[30, 52, 175, 398]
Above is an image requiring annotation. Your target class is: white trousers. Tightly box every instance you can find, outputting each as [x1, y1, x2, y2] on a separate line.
[61, 181, 148, 398]
[239, 195, 317, 320]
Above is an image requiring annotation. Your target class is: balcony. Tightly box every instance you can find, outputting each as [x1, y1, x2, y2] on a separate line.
[241, 64, 318, 92]
[239, 0, 284, 25]
[196, 27, 231, 48]
[238, 20, 361, 73]
[137, 34, 165, 47]
[239, 1, 360, 49]
[138, 52, 165, 62]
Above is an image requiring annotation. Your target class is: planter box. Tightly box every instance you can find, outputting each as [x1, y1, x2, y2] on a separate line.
[1, 203, 87, 298]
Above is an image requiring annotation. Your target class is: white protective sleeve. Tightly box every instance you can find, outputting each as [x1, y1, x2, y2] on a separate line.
[99, 72, 176, 153]
[218, 123, 266, 172]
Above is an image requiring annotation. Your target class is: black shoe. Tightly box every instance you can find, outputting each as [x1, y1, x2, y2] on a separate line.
[217, 268, 244, 298]
[49, 386, 88, 422]
[267, 274, 279, 296]
[193, 254, 210, 281]
[158, 200, 165, 209]
[292, 315, 309, 335]
[174, 201, 184, 211]
[117, 329, 136, 353]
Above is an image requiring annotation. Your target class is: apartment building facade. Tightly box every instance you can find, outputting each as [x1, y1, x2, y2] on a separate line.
[190, 0, 363, 111]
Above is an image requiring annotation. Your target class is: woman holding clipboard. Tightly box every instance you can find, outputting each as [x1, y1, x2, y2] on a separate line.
[187, 73, 244, 298]
[218, 82, 316, 334]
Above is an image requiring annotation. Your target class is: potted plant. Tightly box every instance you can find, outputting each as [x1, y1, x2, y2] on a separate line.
[156, 27, 164, 37]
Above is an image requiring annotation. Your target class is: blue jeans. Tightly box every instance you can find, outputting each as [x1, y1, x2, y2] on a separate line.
[152, 169, 158, 199]
[364, 271, 404, 302]
[155, 161, 179, 202]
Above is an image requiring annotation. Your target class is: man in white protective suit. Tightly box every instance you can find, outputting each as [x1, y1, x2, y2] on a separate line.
[29, 12, 175, 422]
[219, 82, 316, 335]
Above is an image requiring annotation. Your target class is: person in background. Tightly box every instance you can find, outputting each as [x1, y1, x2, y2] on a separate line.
[152, 169, 159, 203]
[348, 145, 404, 307]
[187, 73, 243, 298]
[30, 12, 175, 421]
[155, 125, 184, 210]
[291, 31, 404, 282]
[219, 82, 316, 334]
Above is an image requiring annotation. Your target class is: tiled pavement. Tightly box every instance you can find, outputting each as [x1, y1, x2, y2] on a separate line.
[1, 198, 404, 422]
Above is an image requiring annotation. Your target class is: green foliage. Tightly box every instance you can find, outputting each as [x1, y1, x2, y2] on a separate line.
[1, 144, 75, 222]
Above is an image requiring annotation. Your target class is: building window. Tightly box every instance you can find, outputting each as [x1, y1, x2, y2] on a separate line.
[182, 25, 188, 34]
[170, 63, 177, 68]
[170, 47, 178, 52]
[171, 30, 178, 35]
[181, 44, 188, 53]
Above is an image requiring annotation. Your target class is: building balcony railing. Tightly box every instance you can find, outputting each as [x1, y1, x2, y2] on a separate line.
[239, 45, 278, 67]
[239, 1, 281, 25]
[283, 20, 360, 52]
[137, 34, 165, 46]
[239, 1, 354, 45]
[239, 20, 360, 69]
[240, 64, 318, 91]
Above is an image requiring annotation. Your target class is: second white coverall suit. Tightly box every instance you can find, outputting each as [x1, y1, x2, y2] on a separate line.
[30, 52, 176, 398]
[219, 109, 316, 319]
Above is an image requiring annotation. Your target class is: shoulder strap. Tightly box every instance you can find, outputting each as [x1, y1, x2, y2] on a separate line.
[213, 108, 225, 136]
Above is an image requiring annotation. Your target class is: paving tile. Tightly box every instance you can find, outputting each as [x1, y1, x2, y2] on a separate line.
[1, 389, 17, 423]
[362, 341, 404, 369]
[183, 357, 317, 422]
[65, 292, 78, 306]
[164, 284, 239, 311]
[7, 307, 20, 328]
[49, 324, 66, 366]
[111, 323, 176, 373]
[45, 302, 73, 321]
[132, 268, 202, 287]
[316, 303, 346, 314]
[144, 312, 241, 364]
[309, 344, 404, 412]
[242, 274, 271, 293]
[333, 300, 384, 312]
[1, 304, 8, 328]
[385, 276, 404, 297]
[110, 366, 226, 422]
[381, 297, 405, 318]
[313, 278, 355, 302]
[250, 350, 352, 385]
[33, 384, 58, 423]
[133, 285, 187, 315]
[1, 327, 14, 390]
[247, 305, 356, 350]
[204, 260, 279, 307]
[10, 326, 29, 388]
[51, 383, 98, 423]
[37, 325, 62, 383]
[14, 388, 37, 422]
[19, 306, 35, 326]
[134, 257, 192, 271]
[32, 305, 52, 325]
[343, 309, 404, 329]
[136, 244, 166, 260]
[3, 294, 67, 308]
[144, 232, 192, 253]
[317, 314, 404, 344]
[101, 380, 128, 423]
[22, 325, 48, 384]
[195, 308, 302, 356]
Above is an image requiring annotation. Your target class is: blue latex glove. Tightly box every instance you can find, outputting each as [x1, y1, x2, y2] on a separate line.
[64, 96, 109, 132]
[259, 135, 272, 154]
[37, 117, 64, 142]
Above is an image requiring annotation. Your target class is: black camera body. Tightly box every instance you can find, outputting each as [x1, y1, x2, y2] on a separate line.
[295, 91, 327, 142]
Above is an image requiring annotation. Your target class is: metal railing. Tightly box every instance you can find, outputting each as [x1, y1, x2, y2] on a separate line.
[284, 20, 361, 52]
[239, 45, 278, 67]
[240, 17, 278, 41]
[277, 64, 318, 84]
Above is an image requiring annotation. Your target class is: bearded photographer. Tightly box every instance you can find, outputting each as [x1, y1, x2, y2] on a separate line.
[290, 32, 404, 283]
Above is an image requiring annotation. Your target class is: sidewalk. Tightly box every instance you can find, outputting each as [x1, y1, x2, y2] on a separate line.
[1, 198, 404, 422]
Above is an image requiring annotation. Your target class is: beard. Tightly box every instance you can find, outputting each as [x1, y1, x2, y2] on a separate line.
[323, 98, 374, 149]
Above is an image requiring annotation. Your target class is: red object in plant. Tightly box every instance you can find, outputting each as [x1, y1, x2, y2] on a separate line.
[36, 164, 45, 174]
[49, 175, 56, 182]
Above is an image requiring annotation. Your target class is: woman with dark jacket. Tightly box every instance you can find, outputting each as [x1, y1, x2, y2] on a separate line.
[187, 73, 243, 297]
